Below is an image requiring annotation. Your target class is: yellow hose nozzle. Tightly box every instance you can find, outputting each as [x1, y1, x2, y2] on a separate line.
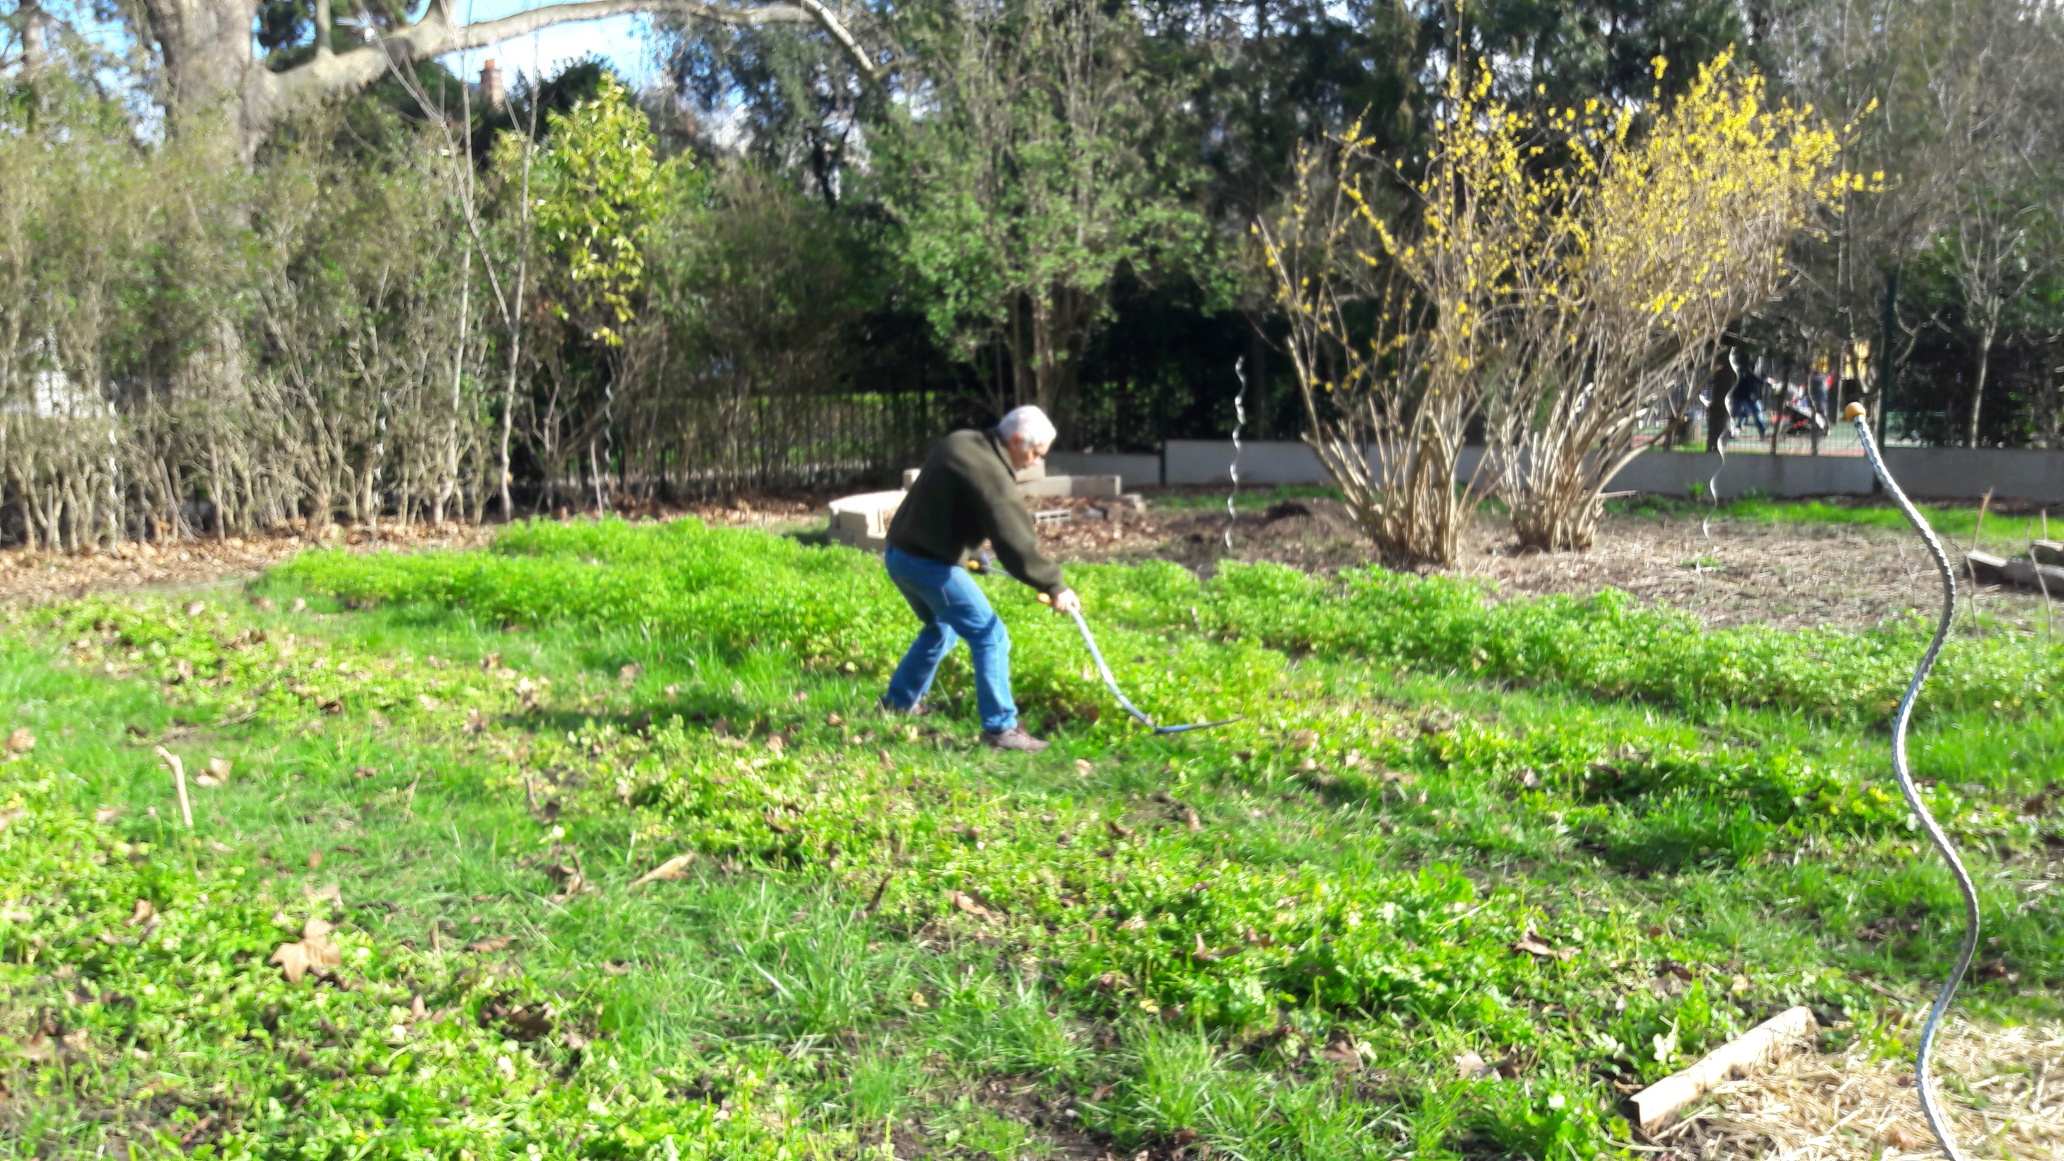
[1843, 401, 1867, 421]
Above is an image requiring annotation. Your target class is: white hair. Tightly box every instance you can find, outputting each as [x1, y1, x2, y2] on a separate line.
[996, 405, 1057, 447]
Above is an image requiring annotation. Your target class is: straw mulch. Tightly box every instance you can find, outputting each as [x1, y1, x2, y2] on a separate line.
[1657, 1020, 2062, 1160]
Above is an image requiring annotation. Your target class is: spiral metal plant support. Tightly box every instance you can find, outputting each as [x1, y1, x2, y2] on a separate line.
[1226, 357, 1247, 551]
[1847, 402, 1980, 1161]
[1703, 407, 1727, 542]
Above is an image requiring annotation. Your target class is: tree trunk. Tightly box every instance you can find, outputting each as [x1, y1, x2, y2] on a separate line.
[1968, 322, 1995, 448]
[141, 0, 263, 140]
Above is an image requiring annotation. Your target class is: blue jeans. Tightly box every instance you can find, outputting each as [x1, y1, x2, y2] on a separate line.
[883, 547, 1017, 732]
[1732, 397, 1766, 437]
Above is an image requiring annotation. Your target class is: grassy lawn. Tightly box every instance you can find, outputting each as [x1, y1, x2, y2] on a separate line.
[2, 516, 2059, 1158]
[1609, 494, 2061, 559]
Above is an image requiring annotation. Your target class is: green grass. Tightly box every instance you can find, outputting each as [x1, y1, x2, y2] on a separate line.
[2, 518, 2059, 1159]
[1610, 493, 2061, 558]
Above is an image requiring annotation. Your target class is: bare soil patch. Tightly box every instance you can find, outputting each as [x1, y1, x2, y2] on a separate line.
[1038, 492, 2057, 634]
[0, 524, 498, 604]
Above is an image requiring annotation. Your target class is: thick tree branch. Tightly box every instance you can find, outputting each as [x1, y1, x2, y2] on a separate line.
[258, 0, 876, 130]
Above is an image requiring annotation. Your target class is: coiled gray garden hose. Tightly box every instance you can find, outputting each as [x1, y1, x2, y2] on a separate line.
[1847, 402, 1979, 1161]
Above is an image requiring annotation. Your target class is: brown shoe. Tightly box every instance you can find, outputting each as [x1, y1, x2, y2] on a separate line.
[981, 726, 1049, 753]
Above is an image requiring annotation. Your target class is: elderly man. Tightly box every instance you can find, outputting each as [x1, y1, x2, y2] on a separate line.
[880, 405, 1080, 752]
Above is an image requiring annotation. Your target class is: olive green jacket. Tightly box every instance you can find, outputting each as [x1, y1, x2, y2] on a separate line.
[886, 429, 1065, 595]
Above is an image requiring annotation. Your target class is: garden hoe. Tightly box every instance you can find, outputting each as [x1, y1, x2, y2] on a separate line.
[1845, 401, 1978, 1161]
[1037, 591, 1239, 735]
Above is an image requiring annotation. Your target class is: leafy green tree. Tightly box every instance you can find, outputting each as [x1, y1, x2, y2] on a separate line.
[876, 0, 1212, 418]
[531, 75, 691, 349]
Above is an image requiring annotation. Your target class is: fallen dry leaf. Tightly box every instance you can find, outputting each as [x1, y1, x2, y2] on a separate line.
[1455, 1051, 1498, 1080]
[1320, 1039, 1363, 1069]
[1106, 820, 1135, 839]
[948, 890, 991, 918]
[631, 853, 697, 887]
[183, 600, 206, 617]
[269, 917, 342, 983]
[1074, 759, 1094, 775]
[825, 711, 844, 727]
[207, 756, 232, 782]
[1183, 806, 1205, 833]
[1511, 931, 1577, 961]
[662, 683, 681, 699]
[352, 765, 376, 779]
[93, 805, 122, 825]
[6, 727, 34, 754]
[465, 708, 487, 734]
[306, 849, 323, 870]
[466, 936, 513, 953]
[765, 734, 785, 755]
[128, 899, 155, 926]
[306, 883, 342, 904]
[619, 663, 642, 686]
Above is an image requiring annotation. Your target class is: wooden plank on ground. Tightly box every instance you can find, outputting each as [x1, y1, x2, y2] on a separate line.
[2032, 540, 2063, 567]
[1967, 551, 2009, 584]
[1630, 1005, 1819, 1138]
[2002, 557, 2064, 595]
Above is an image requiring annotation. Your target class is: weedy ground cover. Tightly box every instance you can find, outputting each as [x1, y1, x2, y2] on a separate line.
[2, 516, 2059, 1159]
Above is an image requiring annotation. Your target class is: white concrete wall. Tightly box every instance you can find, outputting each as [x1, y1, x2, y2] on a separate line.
[1165, 439, 1327, 485]
[1122, 440, 2064, 503]
[1606, 452, 1875, 499]
[1162, 441, 1494, 488]
[1042, 453, 1160, 490]
[1879, 448, 2064, 504]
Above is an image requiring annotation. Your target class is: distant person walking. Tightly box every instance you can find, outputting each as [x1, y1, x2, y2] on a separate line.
[1728, 350, 1767, 438]
[879, 405, 1079, 753]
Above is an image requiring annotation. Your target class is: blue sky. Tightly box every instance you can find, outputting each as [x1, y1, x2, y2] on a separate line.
[438, 0, 661, 90]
